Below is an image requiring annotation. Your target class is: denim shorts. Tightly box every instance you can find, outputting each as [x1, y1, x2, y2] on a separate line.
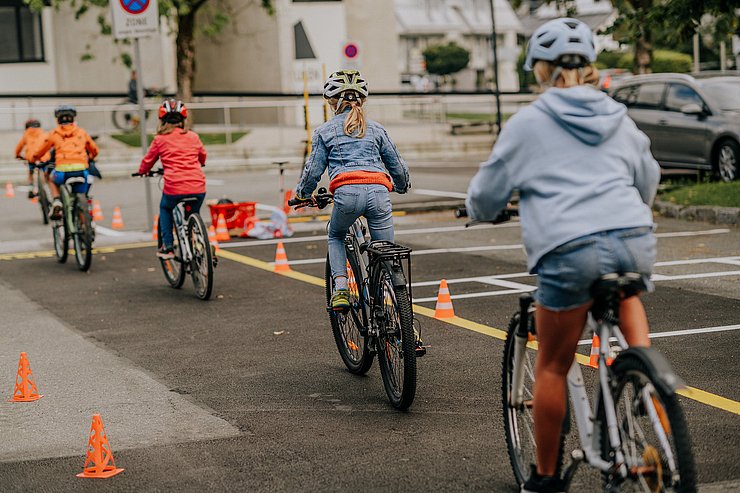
[534, 227, 656, 311]
[51, 169, 90, 194]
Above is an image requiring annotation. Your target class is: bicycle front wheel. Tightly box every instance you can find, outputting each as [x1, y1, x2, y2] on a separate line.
[158, 220, 185, 289]
[375, 263, 416, 410]
[326, 252, 373, 375]
[72, 196, 93, 272]
[600, 353, 697, 493]
[37, 172, 49, 225]
[188, 214, 213, 300]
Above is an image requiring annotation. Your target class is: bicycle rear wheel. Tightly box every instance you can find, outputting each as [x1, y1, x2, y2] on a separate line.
[72, 196, 93, 272]
[188, 214, 214, 300]
[326, 251, 373, 375]
[600, 354, 696, 493]
[375, 263, 416, 410]
[502, 311, 564, 486]
[52, 218, 68, 264]
[158, 220, 185, 289]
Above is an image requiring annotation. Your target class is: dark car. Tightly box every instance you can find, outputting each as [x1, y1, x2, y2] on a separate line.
[609, 73, 739, 181]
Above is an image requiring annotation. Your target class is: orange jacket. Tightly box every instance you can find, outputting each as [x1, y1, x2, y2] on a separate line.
[15, 127, 51, 163]
[33, 124, 98, 172]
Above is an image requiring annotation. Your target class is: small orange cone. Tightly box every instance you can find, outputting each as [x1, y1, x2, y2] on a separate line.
[31, 195, 39, 204]
[588, 334, 613, 368]
[111, 207, 124, 230]
[208, 225, 220, 251]
[434, 279, 455, 319]
[347, 260, 358, 296]
[215, 213, 230, 242]
[92, 200, 104, 221]
[76, 414, 124, 478]
[10, 352, 43, 402]
[274, 241, 291, 272]
[5, 182, 15, 198]
[151, 215, 159, 240]
[283, 190, 293, 214]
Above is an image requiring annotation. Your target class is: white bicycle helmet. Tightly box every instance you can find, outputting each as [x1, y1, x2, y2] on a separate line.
[323, 70, 368, 101]
[524, 18, 596, 72]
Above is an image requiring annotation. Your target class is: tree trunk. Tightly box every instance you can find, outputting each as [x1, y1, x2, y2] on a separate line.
[633, 32, 653, 74]
[176, 12, 196, 102]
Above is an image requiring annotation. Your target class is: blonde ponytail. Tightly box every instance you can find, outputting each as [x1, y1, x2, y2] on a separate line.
[330, 97, 367, 138]
[533, 60, 600, 89]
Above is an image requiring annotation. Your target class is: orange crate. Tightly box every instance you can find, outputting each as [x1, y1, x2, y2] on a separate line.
[208, 202, 257, 232]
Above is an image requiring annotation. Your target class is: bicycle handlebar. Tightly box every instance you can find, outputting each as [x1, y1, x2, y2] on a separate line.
[288, 187, 334, 210]
[131, 168, 164, 177]
[455, 205, 519, 225]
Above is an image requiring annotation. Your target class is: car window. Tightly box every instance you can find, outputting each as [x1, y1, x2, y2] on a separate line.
[613, 86, 638, 106]
[633, 83, 665, 109]
[665, 84, 705, 112]
[701, 80, 740, 111]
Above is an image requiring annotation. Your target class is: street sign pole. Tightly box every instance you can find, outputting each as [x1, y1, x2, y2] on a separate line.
[134, 38, 153, 230]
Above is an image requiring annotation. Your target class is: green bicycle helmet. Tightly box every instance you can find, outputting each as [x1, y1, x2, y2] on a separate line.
[323, 70, 369, 101]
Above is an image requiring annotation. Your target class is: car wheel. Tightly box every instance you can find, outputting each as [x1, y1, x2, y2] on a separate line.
[715, 139, 738, 182]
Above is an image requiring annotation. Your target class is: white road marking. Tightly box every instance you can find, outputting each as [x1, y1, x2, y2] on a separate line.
[577, 324, 740, 345]
[652, 270, 740, 281]
[655, 256, 740, 267]
[412, 272, 533, 287]
[412, 188, 469, 199]
[655, 228, 730, 237]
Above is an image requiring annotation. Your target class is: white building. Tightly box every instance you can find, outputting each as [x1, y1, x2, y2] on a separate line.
[395, 0, 523, 92]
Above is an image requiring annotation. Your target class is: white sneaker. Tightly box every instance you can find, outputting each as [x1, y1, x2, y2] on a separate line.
[49, 199, 63, 221]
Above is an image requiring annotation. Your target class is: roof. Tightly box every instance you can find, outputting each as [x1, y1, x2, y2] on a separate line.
[395, 0, 522, 36]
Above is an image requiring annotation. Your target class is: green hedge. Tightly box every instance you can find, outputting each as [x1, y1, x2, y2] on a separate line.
[596, 50, 624, 69]
[617, 49, 692, 73]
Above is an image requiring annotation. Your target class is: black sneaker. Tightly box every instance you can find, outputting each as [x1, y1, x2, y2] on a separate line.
[521, 465, 566, 493]
[157, 246, 175, 260]
[28, 190, 36, 199]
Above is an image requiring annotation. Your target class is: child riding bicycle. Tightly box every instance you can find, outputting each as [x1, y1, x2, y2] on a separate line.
[15, 119, 51, 199]
[32, 106, 99, 220]
[293, 70, 410, 311]
[465, 18, 660, 493]
[137, 99, 207, 259]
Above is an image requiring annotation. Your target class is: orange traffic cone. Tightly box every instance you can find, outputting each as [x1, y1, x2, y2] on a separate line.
[588, 334, 614, 368]
[151, 215, 159, 240]
[283, 190, 293, 214]
[9, 352, 43, 402]
[111, 207, 124, 230]
[76, 414, 124, 478]
[215, 213, 230, 242]
[5, 182, 15, 198]
[208, 225, 220, 252]
[274, 242, 291, 272]
[434, 279, 455, 319]
[92, 200, 104, 221]
[31, 195, 39, 204]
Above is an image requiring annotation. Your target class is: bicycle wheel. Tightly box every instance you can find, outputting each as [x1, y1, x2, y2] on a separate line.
[158, 219, 185, 289]
[72, 196, 93, 272]
[36, 171, 49, 225]
[502, 311, 564, 486]
[326, 252, 373, 375]
[52, 191, 69, 264]
[111, 104, 137, 133]
[600, 354, 697, 493]
[375, 263, 416, 410]
[188, 214, 213, 300]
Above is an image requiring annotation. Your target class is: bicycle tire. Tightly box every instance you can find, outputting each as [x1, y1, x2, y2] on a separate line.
[111, 104, 137, 134]
[375, 263, 416, 410]
[158, 218, 186, 289]
[326, 252, 373, 375]
[37, 172, 49, 225]
[52, 189, 69, 264]
[188, 214, 213, 300]
[72, 195, 93, 272]
[502, 312, 564, 486]
[599, 354, 697, 493]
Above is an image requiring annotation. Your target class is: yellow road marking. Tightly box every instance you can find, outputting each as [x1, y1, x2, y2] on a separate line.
[220, 248, 740, 416]
[0, 241, 155, 261]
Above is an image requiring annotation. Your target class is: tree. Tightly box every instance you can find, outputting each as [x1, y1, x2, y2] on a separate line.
[422, 42, 470, 88]
[25, 0, 274, 101]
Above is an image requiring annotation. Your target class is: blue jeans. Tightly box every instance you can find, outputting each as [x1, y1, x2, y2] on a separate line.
[328, 184, 394, 284]
[159, 193, 206, 248]
[534, 226, 656, 310]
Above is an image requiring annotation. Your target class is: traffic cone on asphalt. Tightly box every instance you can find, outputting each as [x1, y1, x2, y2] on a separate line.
[76, 414, 124, 478]
[5, 182, 15, 198]
[215, 213, 230, 242]
[434, 279, 455, 319]
[208, 225, 220, 252]
[92, 200, 104, 221]
[9, 352, 43, 402]
[152, 215, 159, 240]
[587, 334, 614, 368]
[274, 242, 291, 272]
[111, 207, 124, 230]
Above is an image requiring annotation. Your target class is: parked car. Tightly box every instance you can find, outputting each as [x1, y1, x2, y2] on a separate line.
[609, 73, 739, 181]
[598, 68, 630, 92]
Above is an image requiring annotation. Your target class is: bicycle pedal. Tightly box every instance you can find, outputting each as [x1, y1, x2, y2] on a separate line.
[415, 345, 429, 357]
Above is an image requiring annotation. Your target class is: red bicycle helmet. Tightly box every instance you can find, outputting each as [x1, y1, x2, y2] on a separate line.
[158, 98, 187, 123]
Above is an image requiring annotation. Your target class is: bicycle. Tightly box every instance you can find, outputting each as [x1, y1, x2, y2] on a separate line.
[132, 169, 215, 300]
[289, 189, 420, 410]
[457, 207, 697, 492]
[52, 174, 95, 272]
[17, 155, 52, 224]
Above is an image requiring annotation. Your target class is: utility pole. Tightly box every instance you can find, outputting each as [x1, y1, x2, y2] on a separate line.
[489, 0, 502, 135]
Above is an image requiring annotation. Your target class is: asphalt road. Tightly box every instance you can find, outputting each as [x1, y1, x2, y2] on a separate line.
[0, 166, 738, 492]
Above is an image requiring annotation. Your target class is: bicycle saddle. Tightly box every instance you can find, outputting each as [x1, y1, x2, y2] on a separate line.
[590, 272, 646, 303]
[178, 197, 199, 203]
[64, 177, 86, 185]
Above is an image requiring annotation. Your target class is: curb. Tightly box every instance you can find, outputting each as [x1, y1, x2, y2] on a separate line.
[653, 200, 740, 227]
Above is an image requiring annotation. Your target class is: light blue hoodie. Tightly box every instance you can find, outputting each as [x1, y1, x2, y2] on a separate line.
[466, 86, 660, 272]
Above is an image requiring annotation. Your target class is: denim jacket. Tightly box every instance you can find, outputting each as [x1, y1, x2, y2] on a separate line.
[295, 110, 410, 198]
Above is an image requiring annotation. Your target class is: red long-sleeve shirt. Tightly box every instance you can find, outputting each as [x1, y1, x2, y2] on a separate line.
[139, 130, 207, 195]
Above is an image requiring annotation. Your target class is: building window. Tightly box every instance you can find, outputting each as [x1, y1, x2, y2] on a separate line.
[0, 1, 44, 64]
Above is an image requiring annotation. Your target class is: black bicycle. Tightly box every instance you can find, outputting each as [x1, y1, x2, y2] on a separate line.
[52, 175, 94, 271]
[290, 189, 420, 410]
[132, 169, 215, 300]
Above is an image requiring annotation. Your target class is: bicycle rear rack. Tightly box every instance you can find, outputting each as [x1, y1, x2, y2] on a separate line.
[364, 240, 414, 304]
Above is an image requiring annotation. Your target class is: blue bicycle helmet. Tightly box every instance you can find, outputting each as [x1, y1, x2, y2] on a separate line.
[524, 18, 596, 72]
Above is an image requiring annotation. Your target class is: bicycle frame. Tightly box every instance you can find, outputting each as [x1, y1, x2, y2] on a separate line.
[59, 178, 88, 235]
